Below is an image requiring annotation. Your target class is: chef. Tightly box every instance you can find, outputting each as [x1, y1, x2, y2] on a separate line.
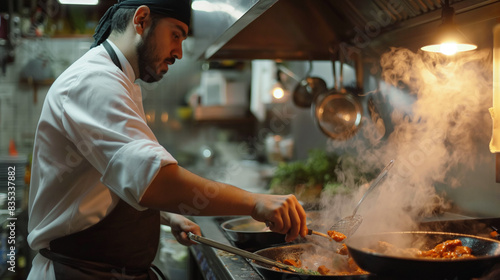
[26, 0, 308, 279]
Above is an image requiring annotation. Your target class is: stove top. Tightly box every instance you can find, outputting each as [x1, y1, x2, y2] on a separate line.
[190, 214, 500, 280]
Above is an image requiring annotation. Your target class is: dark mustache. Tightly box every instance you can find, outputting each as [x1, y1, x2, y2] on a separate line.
[165, 57, 176, 65]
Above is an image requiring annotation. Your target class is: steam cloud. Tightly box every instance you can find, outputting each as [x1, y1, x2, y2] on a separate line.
[319, 47, 493, 234]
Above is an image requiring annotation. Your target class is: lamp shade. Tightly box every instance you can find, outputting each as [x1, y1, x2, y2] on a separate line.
[420, 1, 477, 55]
[420, 23, 477, 55]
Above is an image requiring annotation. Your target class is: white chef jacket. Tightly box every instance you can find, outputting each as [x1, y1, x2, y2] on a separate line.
[27, 40, 177, 279]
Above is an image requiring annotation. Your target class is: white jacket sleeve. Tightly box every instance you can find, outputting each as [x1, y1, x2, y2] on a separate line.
[60, 67, 176, 210]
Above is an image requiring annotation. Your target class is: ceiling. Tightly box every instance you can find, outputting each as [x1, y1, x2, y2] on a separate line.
[190, 0, 500, 61]
[4, 0, 498, 62]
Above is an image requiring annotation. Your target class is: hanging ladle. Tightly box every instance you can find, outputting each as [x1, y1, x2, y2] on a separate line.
[330, 159, 395, 238]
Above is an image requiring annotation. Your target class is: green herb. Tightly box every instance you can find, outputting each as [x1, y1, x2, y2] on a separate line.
[293, 267, 321, 275]
[269, 149, 376, 196]
[270, 149, 339, 192]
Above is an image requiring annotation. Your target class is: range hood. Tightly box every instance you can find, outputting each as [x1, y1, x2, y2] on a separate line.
[190, 0, 500, 61]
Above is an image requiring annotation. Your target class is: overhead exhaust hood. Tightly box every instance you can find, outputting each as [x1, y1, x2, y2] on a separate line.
[190, 0, 500, 61]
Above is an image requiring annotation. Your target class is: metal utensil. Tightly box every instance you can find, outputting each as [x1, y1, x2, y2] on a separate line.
[307, 229, 332, 240]
[188, 233, 319, 275]
[330, 159, 395, 237]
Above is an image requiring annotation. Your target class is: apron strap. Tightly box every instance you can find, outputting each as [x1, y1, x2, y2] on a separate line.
[102, 40, 123, 71]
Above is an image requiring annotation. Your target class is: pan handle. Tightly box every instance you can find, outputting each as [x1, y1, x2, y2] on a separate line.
[329, 45, 338, 91]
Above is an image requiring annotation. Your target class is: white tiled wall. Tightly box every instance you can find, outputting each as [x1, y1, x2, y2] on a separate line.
[0, 37, 93, 156]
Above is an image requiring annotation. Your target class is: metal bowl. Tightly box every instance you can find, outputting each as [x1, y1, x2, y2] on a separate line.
[221, 212, 322, 251]
[221, 217, 286, 251]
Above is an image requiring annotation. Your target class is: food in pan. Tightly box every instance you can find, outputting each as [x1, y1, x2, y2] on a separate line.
[419, 239, 474, 259]
[337, 243, 348, 255]
[327, 230, 347, 242]
[268, 238, 476, 276]
[366, 239, 475, 259]
[317, 265, 330, 275]
[283, 258, 301, 267]
[270, 255, 368, 276]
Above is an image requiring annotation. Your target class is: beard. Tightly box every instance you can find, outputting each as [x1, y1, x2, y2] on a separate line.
[136, 29, 165, 83]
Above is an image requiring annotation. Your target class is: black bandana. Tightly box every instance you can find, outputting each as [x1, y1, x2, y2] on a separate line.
[91, 0, 191, 48]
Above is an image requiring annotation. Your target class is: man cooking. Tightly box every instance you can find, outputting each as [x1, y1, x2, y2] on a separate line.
[26, 0, 308, 279]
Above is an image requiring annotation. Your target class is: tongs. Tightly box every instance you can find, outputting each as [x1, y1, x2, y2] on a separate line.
[329, 159, 395, 238]
[188, 233, 319, 275]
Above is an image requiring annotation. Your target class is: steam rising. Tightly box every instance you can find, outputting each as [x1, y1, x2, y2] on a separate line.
[319, 48, 493, 234]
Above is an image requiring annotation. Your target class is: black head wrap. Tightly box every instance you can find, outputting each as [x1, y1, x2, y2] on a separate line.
[91, 0, 191, 48]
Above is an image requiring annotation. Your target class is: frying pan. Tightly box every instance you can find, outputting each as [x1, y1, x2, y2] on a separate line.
[251, 243, 374, 279]
[345, 231, 500, 280]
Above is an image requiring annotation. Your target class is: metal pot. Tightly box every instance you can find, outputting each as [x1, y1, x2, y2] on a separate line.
[345, 231, 500, 280]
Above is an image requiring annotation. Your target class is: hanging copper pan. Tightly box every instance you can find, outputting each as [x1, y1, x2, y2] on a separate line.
[312, 50, 363, 140]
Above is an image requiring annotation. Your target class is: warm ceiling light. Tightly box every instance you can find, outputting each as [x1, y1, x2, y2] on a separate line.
[58, 0, 99, 5]
[270, 66, 289, 102]
[420, 0, 477, 55]
[271, 83, 285, 100]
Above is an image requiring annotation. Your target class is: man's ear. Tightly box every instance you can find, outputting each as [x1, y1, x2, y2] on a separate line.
[133, 5, 151, 35]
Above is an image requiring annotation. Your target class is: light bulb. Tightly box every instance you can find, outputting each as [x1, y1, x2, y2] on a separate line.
[420, 1, 477, 55]
[272, 86, 285, 99]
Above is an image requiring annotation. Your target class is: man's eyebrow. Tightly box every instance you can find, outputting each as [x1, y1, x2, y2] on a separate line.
[175, 24, 188, 39]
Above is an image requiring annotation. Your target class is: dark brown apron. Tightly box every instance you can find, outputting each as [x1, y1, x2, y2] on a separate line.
[40, 198, 165, 279]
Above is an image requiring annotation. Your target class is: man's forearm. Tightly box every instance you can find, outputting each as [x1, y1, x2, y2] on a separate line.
[139, 164, 258, 216]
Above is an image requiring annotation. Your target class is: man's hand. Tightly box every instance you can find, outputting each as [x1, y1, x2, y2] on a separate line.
[251, 194, 308, 242]
[167, 214, 201, 246]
